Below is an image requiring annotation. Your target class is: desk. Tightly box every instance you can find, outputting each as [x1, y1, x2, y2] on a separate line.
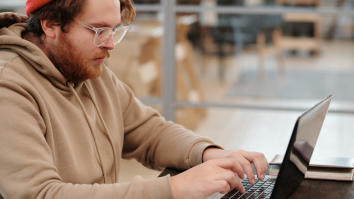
[290, 179, 353, 199]
[191, 109, 354, 198]
[160, 168, 354, 199]
[195, 109, 354, 162]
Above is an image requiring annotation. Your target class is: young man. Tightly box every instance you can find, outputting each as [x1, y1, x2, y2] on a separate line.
[0, 0, 268, 198]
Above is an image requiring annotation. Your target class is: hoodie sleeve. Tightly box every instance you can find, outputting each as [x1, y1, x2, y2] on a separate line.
[0, 80, 175, 199]
[116, 79, 221, 170]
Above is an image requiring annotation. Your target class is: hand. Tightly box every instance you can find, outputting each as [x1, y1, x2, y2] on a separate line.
[170, 158, 246, 199]
[202, 148, 268, 185]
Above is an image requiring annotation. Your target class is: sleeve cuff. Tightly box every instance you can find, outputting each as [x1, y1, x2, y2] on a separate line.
[186, 141, 223, 168]
[129, 175, 173, 199]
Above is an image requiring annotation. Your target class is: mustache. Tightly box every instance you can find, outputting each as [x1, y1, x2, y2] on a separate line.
[96, 51, 110, 59]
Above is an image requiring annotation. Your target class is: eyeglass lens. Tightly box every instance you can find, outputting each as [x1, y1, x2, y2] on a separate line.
[94, 27, 128, 47]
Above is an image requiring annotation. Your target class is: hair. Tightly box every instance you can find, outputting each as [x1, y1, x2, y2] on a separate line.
[24, 0, 136, 37]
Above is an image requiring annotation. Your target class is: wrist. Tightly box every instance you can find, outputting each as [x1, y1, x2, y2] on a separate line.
[170, 176, 181, 199]
[202, 147, 224, 162]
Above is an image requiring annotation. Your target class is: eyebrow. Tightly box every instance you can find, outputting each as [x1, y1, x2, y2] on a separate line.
[89, 22, 121, 28]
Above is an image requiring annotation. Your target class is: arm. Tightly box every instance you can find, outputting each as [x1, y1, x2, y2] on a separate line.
[118, 81, 219, 170]
[111, 75, 268, 199]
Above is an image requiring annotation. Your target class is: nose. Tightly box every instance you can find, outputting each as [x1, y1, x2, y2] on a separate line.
[101, 35, 115, 50]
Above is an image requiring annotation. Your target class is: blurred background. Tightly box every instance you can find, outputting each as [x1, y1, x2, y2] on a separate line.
[2, 0, 353, 180]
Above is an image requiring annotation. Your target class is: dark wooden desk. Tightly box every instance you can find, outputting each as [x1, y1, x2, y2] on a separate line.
[290, 179, 353, 199]
[160, 168, 354, 199]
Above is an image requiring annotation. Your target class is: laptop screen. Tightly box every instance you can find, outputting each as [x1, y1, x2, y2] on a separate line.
[271, 95, 332, 198]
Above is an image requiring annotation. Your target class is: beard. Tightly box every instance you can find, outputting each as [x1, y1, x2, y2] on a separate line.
[47, 33, 109, 83]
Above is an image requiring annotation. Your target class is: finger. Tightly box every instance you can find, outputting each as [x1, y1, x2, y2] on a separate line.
[222, 170, 245, 194]
[212, 158, 245, 179]
[243, 152, 268, 180]
[239, 158, 255, 185]
[215, 170, 236, 187]
[215, 180, 231, 194]
[254, 156, 268, 180]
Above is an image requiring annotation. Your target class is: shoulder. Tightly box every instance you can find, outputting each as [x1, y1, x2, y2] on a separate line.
[0, 50, 36, 87]
[0, 50, 20, 69]
[0, 50, 44, 106]
[0, 50, 28, 81]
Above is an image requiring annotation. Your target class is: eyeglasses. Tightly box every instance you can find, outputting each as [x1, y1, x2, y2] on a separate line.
[76, 20, 129, 47]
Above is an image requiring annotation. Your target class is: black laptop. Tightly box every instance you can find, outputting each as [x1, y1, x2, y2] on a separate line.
[216, 95, 332, 199]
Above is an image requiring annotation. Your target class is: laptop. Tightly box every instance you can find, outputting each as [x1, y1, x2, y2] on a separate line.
[216, 95, 333, 199]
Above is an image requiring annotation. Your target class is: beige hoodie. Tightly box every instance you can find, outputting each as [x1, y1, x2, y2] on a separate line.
[0, 12, 218, 199]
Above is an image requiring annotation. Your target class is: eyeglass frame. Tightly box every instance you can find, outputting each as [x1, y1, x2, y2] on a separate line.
[75, 20, 129, 47]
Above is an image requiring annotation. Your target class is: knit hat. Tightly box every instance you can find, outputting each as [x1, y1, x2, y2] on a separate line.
[26, 0, 53, 16]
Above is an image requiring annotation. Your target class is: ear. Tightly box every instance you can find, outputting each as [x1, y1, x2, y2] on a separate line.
[40, 20, 59, 39]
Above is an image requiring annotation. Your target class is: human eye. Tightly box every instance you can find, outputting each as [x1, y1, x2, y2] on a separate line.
[96, 27, 112, 39]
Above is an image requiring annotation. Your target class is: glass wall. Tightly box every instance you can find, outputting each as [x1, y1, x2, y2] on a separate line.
[1, 0, 354, 132]
[121, 1, 353, 130]
[173, 11, 354, 104]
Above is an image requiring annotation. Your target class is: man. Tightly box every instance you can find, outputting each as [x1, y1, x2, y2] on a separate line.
[0, 0, 268, 198]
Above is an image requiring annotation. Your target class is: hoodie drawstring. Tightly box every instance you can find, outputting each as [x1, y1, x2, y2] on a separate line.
[68, 82, 117, 183]
[84, 82, 119, 183]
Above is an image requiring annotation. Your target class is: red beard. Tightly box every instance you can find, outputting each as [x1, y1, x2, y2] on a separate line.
[47, 33, 109, 83]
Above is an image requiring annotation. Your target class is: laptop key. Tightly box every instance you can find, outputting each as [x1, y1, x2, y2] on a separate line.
[221, 189, 238, 199]
[221, 176, 274, 199]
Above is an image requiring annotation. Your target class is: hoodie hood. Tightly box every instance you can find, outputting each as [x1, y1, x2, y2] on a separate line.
[0, 12, 75, 91]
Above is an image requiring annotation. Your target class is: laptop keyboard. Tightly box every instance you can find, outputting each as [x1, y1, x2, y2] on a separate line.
[221, 176, 275, 199]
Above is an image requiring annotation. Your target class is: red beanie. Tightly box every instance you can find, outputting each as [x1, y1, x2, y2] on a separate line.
[26, 0, 53, 16]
